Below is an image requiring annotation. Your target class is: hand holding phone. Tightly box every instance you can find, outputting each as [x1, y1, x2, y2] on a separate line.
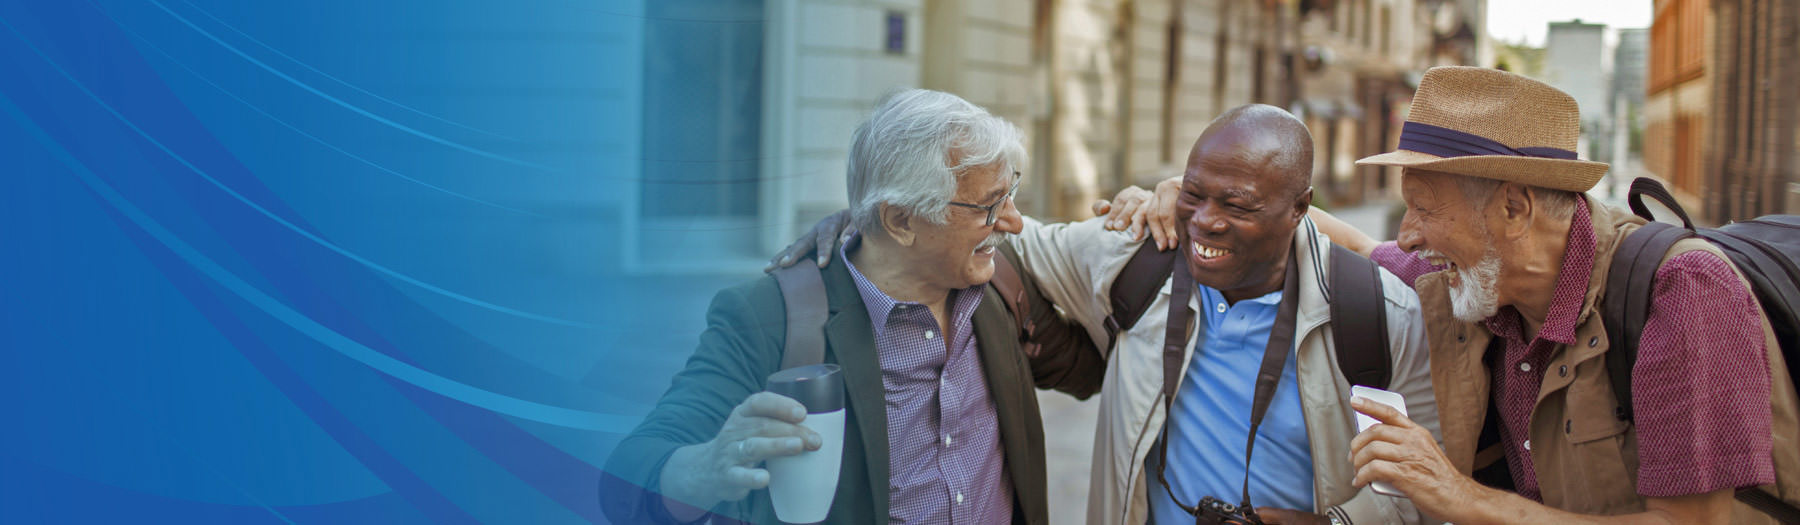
[1350, 385, 1408, 498]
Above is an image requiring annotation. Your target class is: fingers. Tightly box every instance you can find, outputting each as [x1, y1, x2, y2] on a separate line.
[767, 236, 816, 272]
[735, 392, 807, 423]
[726, 393, 823, 449]
[1111, 199, 1144, 234]
[1102, 200, 1128, 229]
[1350, 458, 1399, 489]
[815, 211, 855, 267]
[1348, 418, 1417, 458]
[1351, 396, 1412, 427]
[1128, 202, 1150, 242]
[815, 230, 835, 268]
[1092, 199, 1111, 217]
[1349, 438, 1408, 473]
[1149, 215, 1176, 250]
[821, 226, 854, 268]
[724, 465, 770, 493]
[738, 435, 815, 462]
[1151, 200, 1179, 251]
[764, 246, 795, 273]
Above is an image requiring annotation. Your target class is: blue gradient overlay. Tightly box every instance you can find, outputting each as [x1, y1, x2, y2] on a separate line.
[1, 1, 747, 522]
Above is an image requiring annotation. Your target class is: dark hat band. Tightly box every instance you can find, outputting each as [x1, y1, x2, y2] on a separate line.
[1397, 121, 1576, 161]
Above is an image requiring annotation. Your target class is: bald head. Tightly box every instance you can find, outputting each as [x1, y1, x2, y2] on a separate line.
[1188, 104, 1313, 199]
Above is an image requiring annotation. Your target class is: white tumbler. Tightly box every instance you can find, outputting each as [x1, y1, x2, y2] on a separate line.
[763, 364, 845, 524]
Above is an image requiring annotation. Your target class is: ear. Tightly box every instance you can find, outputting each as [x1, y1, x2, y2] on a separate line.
[878, 203, 916, 247]
[1495, 182, 1534, 240]
[1290, 185, 1314, 220]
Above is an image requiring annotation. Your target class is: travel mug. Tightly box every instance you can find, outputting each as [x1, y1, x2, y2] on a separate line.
[763, 364, 845, 524]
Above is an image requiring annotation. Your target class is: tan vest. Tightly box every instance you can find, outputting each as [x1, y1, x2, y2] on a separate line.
[1419, 197, 1800, 521]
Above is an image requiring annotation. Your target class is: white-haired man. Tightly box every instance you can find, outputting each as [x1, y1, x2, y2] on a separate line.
[1311, 66, 1799, 524]
[601, 89, 1054, 524]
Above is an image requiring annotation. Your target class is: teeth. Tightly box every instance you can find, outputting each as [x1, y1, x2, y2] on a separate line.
[1193, 242, 1230, 259]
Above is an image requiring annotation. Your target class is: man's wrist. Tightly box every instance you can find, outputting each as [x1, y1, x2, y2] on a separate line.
[656, 445, 719, 522]
[1438, 477, 1508, 525]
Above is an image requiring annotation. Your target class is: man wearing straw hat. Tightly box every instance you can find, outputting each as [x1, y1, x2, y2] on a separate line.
[1305, 66, 1800, 523]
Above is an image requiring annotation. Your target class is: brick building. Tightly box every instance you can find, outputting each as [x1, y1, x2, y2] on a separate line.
[1645, 0, 1799, 223]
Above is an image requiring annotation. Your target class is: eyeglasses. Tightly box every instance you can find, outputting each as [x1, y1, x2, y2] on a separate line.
[947, 174, 1021, 226]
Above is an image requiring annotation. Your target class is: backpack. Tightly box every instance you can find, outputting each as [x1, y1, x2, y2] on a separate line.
[1601, 177, 1800, 522]
[1099, 237, 1396, 390]
[769, 232, 1395, 393]
[769, 243, 1107, 397]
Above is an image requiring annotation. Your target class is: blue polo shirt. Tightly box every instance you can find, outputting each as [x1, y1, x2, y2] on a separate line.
[1148, 283, 1314, 524]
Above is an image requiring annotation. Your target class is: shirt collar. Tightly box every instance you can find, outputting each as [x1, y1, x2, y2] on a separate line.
[839, 234, 985, 339]
[1482, 198, 1595, 345]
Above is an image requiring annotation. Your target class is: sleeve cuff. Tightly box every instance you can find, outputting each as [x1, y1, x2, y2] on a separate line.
[1329, 485, 1422, 525]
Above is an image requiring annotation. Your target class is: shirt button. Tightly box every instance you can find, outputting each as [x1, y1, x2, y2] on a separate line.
[1216, 303, 1228, 313]
[956, 492, 964, 504]
[925, 330, 936, 339]
[1559, 365, 1568, 377]
[1518, 362, 1532, 372]
[1523, 440, 1532, 451]
[943, 435, 953, 446]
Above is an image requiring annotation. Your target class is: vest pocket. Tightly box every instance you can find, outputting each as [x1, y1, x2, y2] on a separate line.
[1552, 377, 1643, 514]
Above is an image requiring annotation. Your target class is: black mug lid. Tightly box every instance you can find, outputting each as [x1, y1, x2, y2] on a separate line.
[766, 364, 844, 414]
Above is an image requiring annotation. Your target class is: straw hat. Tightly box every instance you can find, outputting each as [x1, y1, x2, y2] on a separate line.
[1356, 66, 1609, 192]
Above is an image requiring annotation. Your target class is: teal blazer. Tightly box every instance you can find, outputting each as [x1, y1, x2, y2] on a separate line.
[601, 256, 1049, 524]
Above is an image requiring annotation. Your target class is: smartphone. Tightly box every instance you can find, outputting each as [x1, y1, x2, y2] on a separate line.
[1350, 385, 1409, 498]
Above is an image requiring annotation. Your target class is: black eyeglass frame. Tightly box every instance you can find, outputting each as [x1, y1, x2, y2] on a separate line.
[946, 172, 1022, 226]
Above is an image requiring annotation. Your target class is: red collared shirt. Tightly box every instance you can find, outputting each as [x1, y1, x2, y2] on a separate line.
[1372, 199, 1774, 500]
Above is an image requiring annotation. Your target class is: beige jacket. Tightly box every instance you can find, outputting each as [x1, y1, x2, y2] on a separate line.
[1012, 216, 1440, 525]
[1420, 197, 1798, 523]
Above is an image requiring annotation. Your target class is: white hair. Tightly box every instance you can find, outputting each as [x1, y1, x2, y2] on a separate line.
[1449, 173, 1578, 221]
[845, 89, 1025, 235]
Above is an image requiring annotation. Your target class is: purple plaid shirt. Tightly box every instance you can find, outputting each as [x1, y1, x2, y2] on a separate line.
[842, 242, 1013, 524]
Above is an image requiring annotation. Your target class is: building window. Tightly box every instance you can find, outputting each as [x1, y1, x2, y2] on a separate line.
[639, 0, 765, 219]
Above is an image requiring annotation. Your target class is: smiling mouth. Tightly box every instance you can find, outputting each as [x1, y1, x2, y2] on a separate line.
[1192, 242, 1232, 260]
[1419, 252, 1456, 271]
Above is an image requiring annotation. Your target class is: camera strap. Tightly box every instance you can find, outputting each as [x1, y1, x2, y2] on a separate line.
[1153, 250, 1300, 522]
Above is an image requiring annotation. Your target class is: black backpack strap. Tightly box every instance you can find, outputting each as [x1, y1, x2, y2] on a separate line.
[1738, 488, 1800, 524]
[1604, 178, 1704, 422]
[773, 261, 829, 370]
[1327, 244, 1392, 389]
[1104, 242, 1179, 348]
[1601, 221, 1693, 421]
[1626, 177, 1697, 230]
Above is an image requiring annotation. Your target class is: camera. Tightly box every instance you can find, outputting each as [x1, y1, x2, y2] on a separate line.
[1189, 496, 1263, 525]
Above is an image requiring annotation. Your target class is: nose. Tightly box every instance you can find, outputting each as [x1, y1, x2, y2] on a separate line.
[1189, 202, 1228, 235]
[1396, 208, 1424, 253]
[992, 195, 1024, 234]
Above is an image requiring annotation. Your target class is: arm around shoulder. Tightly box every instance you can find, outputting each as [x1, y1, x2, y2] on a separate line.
[1009, 216, 1144, 330]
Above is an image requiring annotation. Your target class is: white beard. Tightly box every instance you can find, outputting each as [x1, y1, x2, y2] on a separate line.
[1448, 250, 1502, 322]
